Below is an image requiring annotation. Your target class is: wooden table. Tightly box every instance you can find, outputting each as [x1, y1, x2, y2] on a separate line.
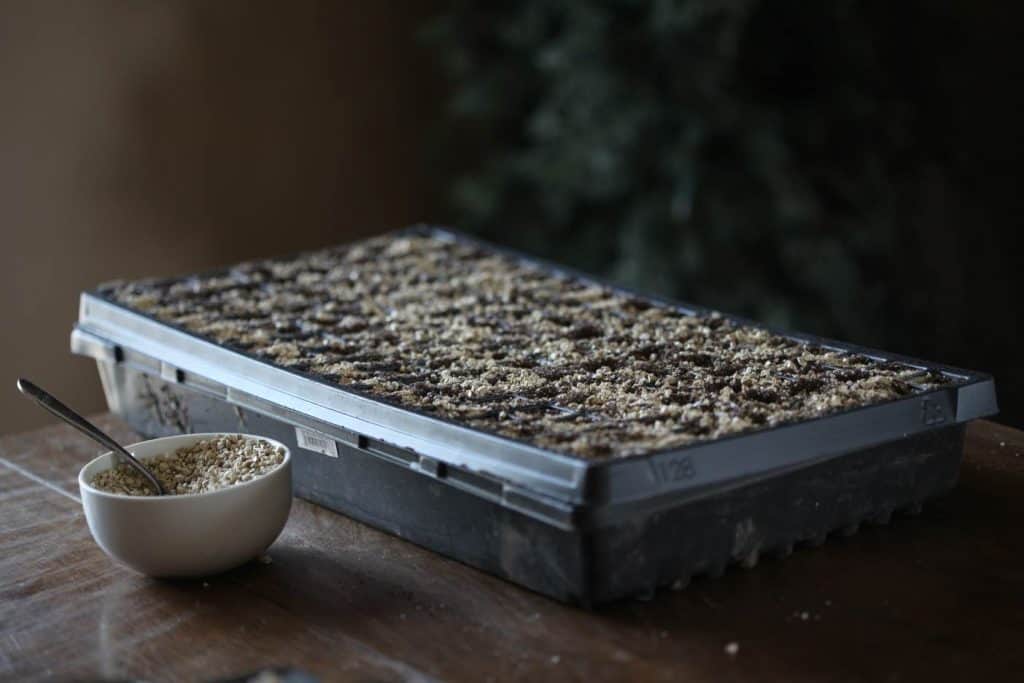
[2, 415, 1022, 682]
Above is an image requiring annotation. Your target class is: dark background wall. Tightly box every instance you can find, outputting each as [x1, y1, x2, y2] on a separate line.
[0, 1, 444, 433]
[0, 0, 1019, 434]
[428, 0, 1023, 427]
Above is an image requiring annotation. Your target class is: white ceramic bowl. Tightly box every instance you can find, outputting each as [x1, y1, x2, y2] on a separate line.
[78, 432, 292, 578]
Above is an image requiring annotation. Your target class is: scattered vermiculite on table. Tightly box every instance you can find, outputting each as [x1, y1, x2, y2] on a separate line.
[73, 227, 998, 604]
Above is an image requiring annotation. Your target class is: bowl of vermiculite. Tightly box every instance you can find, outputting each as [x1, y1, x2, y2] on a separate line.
[19, 374, 291, 578]
[79, 432, 292, 577]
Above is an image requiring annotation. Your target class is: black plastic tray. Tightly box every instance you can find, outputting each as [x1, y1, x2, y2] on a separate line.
[71, 226, 998, 604]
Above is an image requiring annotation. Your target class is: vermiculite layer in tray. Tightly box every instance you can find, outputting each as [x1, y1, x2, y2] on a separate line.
[100, 233, 948, 459]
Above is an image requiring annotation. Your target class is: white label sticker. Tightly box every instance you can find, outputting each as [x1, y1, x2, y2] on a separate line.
[295, 427, 339, 457]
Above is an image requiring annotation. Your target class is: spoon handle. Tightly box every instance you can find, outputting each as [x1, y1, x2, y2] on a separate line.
[16, 378, 166, 495]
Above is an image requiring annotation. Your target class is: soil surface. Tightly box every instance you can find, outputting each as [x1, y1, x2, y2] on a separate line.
[103, 232, 950, 459]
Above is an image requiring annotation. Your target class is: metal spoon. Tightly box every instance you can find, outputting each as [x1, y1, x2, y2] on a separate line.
[16, 378, 166, 495]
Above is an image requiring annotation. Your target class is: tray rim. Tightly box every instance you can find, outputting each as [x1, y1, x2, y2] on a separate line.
[73, 225, 998, 506]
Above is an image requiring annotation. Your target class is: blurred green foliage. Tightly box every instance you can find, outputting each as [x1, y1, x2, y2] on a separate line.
[424, 0, 931, 338]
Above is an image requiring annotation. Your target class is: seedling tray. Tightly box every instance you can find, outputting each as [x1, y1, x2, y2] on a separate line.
[71, 227, 997, 604]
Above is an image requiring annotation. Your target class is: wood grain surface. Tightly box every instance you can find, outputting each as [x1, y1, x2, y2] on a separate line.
[2, 415, 1022, 682]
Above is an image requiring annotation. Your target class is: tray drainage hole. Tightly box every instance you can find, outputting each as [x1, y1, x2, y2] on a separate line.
[803, 534, 827, 548]
[872, 509, 893, 525]
[706, 564, 726, 580]
[670, 576, 691, 591]
[772, 543, 794, 560]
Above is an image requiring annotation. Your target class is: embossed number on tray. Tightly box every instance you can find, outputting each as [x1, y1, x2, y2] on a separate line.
[649, 456, 696, 484]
